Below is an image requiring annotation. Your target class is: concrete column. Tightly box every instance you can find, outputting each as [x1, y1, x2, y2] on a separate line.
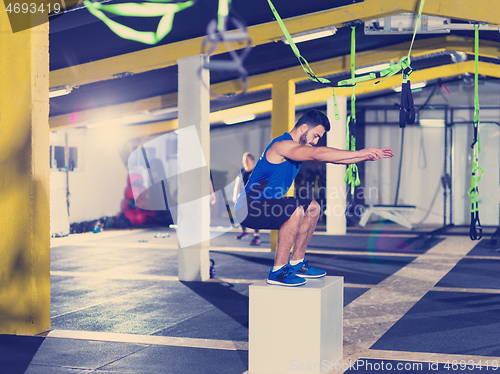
[270, 80, 296, 251]
[176, 55, 211, 281]
[0, 8, 50, 334]
[326, 96, 347, 235]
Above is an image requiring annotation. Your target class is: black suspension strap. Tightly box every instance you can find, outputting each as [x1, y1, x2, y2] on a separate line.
[399, 66, 416, 128]
[397, 0, 426, 128]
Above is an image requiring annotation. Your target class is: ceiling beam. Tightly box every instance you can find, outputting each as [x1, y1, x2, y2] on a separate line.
[295, 60, 482, 106]
[50, 35, 500, 130]
[209, 61, 486, 122]
[49, 0, 500, 89]
[216, 35, 480, 94]
[97, 60, 494, 139]
[50, 93, 178, 131]
[124, 119, 179, 140]
[240, 36, 500, 93]
[48, 0, 400, 88]
[417, 0, 500, 25]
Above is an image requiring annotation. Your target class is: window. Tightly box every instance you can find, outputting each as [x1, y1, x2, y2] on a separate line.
[54, 146, 65, 169]
[50, 145, 79, 171]
[68, 147, 78, 171]
[128, 146, 156, 168]
[165, 134, 177, 160]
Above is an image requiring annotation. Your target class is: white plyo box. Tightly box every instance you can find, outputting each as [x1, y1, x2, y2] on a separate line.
[249, 276, 343, 374]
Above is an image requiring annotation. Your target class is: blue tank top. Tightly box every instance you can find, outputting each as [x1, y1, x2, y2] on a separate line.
[235, 132, 301, 211]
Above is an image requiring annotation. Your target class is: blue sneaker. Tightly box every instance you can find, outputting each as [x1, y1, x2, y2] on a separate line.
[290, 258, 327, 278]
[267, 264, 307, 286]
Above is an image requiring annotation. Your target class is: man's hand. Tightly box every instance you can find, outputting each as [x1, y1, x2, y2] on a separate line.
[359, 148, 395, 161]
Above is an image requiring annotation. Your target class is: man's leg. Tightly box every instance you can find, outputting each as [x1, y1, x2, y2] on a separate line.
[274, 205, 305, 266]
[250, 229, 261, 245]
[290, 200, 321, 261]
[287, 200, 326, 279]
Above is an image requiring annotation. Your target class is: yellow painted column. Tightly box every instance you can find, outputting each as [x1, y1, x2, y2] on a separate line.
[0, 5, 51, 334]
[270, 79, 296, 251]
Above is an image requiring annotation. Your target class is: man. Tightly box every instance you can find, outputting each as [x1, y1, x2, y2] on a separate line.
[235, 110, 394, 286]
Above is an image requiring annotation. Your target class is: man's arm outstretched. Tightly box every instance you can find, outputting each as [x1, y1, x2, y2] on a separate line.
[269, 140, 394, 164]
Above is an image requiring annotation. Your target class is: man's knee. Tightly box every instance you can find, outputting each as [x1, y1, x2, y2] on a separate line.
[306, 200, 321, 219]
[291, 205, 305, 221]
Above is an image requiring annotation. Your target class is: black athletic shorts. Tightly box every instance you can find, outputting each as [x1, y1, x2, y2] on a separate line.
[235, 197, 313, 231]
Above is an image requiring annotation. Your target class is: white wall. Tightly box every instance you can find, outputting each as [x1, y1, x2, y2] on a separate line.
[208, 118, 271, 221]
[450, 108, 500, 226]
[49, 137, 70, 236]
[476, 123, 500, 226]
[365, 125, 446, 225]
[361, 79, 500, 227]
[50, 126, 129, 226]
[49, 78, 500, 230]
[209, 98, 499, 228]
[210, 118, 271, 177]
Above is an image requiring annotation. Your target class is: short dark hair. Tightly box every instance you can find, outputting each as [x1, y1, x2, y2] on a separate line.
[294, 109, 330, 132]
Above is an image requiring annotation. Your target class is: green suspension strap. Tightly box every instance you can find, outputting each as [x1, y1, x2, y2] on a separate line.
[339, 0, 425, 91]
[217, 0, 229, 33]
[337, 58, 411, 88]
[84, 0, 194, 45]
[267, 0, 426, 120]
[266, 0, 425, 202]
[345, 26, 360, 195]
[336, 0, 424, 90]
[266, 0, 340, 119]
[85, 0, 252, 95]
[468, 24, 484, 240]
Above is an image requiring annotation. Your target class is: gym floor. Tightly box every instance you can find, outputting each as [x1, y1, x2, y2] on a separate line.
[2, 223, 500, 373]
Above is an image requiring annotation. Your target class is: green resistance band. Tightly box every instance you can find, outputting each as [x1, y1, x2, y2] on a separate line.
[343, 0, 425, 195]
[217, 0, 230, 32]
[267, 0, 425, 118]
[345, 115, 360, 195]
[350, 26, 356, 119]
[345, 26, 360, 195]
[337, 57, 411, 88]
[468, 24, 484, 240]
[84, 0, 194, 45]
[338, 0, 424, 88]
[266, 0, 339, 119]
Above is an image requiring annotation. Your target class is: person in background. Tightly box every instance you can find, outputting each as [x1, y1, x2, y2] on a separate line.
[233, 152, 261, 245]
[210, 171, 217, 205]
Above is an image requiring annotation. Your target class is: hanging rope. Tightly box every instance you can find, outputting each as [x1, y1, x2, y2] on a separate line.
[468, 24, 484, 241]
